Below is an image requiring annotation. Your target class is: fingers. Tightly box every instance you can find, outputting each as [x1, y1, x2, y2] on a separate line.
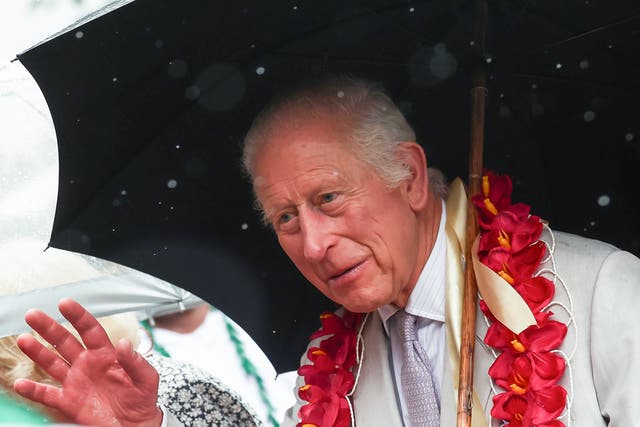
[16, 334, 70, 382]
[116, 338, 159, 394]
[24, 307, 85, 364]
[14, 378, 63, 410]
[58, 298, 113, 352]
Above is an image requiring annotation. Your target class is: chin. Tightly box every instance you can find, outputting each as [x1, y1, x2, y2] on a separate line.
[338, 295, 387, 314]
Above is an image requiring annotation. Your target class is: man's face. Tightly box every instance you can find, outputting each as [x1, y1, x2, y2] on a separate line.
[253, 116, 426, 312]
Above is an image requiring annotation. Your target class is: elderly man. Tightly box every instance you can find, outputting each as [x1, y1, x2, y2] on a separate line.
[13, 77, 640, 426]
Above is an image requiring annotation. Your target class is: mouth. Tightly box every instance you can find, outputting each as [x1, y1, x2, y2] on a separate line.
[327, 259, 367, 286]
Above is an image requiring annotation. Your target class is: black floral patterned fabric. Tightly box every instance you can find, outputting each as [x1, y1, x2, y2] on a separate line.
[147, 354, 262, 426]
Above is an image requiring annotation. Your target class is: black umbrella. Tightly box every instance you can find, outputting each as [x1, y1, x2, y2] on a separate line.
[15, 0, 640, 372]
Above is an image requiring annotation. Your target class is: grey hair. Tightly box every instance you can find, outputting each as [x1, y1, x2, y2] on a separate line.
[242, 76, 416, 188]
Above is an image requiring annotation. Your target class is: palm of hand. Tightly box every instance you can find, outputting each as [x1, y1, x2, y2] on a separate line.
[58, 348, 159, 426]
[14, 300, 162, 427]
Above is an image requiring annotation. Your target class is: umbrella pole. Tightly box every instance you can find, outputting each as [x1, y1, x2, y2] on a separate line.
[456, 0, 487, 426]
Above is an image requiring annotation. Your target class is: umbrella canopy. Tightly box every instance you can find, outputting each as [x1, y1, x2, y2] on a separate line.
[15, 0, 640, 371]
[0, 237, 203, 339]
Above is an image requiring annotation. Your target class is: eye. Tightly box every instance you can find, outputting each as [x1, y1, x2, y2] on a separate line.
[319, 192, 337, 204]
[279, 212, 294, 224]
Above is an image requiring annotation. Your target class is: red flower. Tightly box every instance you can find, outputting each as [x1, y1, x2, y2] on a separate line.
[492, 389, 567, 427]
[490, 352, 565, 394]
[513, 276, 555, 313]
[472, 172, 532, 230]
[482, 241, 547, 286]
[479, 213, 543, 255]
[297, 393, 351, 427]
[485, 312, 567, 354]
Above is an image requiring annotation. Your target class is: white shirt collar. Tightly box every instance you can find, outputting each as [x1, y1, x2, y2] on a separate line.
[378, 200, 447, 334]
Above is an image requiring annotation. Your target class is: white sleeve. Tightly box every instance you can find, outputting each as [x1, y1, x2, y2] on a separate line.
[158, 403, 184, 427]
[590, 250, 640, 425]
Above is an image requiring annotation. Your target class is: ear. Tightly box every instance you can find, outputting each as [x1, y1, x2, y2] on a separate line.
[396, 142, 429, 212]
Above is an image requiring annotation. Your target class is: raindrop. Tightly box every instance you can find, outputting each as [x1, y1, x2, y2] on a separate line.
[272, 330, 276, 334]
[193, 63, 246, 112]
[409, 44, 457, 86]
[112, 228, 116, 232]
[164, 246, 168, 250]
[597, 194, 610, 207]
[555, 63, 562, 69]
[292, 5, 298, 10]
[112, 199, 121, 207]
[531, 103, 544, 116]
[167, 179, 178, 189]
[579, 60, 589, 70]
[337, 90, 345, 98]
[112, 77, 118, 82]
[499, 93, 505, 98]
[469, 40, 475, 46]
[168, 59, 188, 79]
[608, 44, 613, 49]
[409, 7, 415, 12]
[241, 223, 248, 230]
[121, 190, 127, 195]
[485, 56, 493, 64]
[625, 133, 634, 142]
[185, 85, 201, 100]
[70, 179, 76, 184]
[75, 31, 84, 39]
[169, 206, 174, 210]
[498, 105, 511, 118]
[583, 110, 596, 122]
[154, 39, 164, 48]
[185, 157, 206, 178]
[153, 252, 157, 256]
[158, 201, 163, 205]
[251, 44, 255, 48]
[176, 144, 181, 149]
[256, 66, 265, 75]
[590, 221, 596, 226]
[430, 45, 458, 79]
[531, 83, 537, 89]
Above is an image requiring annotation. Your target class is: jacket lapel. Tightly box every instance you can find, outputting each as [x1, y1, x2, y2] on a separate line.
[352, 311, 404, 426]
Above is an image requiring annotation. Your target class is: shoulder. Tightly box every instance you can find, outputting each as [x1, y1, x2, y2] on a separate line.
[549, 230, 618, 260]
[542, 230, 630, 284]
[147, 354, 261, 427]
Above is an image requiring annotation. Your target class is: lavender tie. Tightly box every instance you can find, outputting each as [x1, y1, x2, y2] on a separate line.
[394, 310, 440, 427]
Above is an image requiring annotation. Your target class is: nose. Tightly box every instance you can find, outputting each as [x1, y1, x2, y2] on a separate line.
[300, 210, 335, 262]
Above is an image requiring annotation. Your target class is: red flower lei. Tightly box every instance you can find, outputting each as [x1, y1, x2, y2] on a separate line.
[297, 172, 568, 427]
[472, 171, 567, 427]
[297, 311, 364, 427]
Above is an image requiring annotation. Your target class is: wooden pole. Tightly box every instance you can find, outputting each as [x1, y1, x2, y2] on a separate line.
[456, 0, 487, 426]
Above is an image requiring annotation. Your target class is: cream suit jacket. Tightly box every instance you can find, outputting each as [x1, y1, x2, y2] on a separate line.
[281, 206, 640, 426]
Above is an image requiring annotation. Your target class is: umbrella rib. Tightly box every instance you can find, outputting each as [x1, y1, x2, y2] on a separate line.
[504, 72, 640, 92]
[545, 12, 640, 50]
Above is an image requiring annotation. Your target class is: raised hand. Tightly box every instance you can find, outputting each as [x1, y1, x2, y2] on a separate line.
[13, 298, 163, 427]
